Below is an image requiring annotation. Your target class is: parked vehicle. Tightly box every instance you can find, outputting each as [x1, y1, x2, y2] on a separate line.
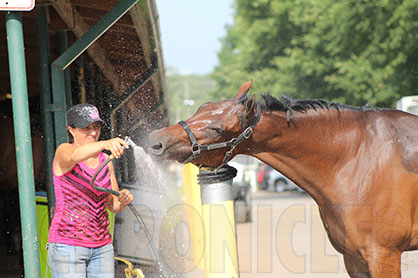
[258, 165, 304, 193]
[396, 95, 418, 115]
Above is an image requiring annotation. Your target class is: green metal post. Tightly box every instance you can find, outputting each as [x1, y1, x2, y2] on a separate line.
[35, 6, 56, 220]
[51, 65, 68, 147]
[56, 30, 72, 109]
[6, 11, 41, 278]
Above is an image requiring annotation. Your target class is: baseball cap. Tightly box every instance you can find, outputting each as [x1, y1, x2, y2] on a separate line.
[66, 103, 103, 128]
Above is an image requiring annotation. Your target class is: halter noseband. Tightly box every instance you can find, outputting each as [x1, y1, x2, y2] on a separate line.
[178, 102, 261, 170]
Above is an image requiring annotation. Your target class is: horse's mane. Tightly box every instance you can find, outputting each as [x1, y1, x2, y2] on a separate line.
[239, 93, 380, 123]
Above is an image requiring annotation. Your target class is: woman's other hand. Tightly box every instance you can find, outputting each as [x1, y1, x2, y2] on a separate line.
[118, 189, 133, 207]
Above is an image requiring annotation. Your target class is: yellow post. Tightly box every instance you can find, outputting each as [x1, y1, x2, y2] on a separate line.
[182, 164, 205, 270]
[202, 200, 238, 277]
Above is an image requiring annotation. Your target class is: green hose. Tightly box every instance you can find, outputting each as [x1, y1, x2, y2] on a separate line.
[90, 150, 167, 277]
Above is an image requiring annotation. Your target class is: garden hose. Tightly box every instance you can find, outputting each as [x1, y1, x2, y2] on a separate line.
[114, 257, 144, 278]
[89, 137, 166, 278]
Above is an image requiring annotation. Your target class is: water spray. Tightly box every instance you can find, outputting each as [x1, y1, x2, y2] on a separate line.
[90, 136, 167, 278]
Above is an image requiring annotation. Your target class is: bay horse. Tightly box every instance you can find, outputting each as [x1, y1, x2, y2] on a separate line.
[148, 80, 418, 277]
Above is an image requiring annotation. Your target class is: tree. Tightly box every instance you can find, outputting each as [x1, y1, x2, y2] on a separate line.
[211, 0, 418, 107]
[165, 67, 216, 123]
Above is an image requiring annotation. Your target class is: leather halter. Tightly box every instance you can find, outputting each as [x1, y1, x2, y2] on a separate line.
[178, 102, 261, 170]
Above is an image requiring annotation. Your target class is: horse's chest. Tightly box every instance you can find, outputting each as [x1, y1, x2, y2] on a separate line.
[317, 207, 347, 253]
[318, 205, 374, 254]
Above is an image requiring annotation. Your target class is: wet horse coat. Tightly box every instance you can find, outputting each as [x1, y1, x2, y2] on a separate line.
[148, 81, 418, 277]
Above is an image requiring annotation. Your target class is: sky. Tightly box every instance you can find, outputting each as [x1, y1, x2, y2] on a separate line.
[155, 0, 234, 75]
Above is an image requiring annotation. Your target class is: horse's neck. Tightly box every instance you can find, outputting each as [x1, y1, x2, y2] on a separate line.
[251, 109, 363, 203]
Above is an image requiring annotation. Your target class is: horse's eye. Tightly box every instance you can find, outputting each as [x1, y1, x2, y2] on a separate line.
[210, 127, 223, 135]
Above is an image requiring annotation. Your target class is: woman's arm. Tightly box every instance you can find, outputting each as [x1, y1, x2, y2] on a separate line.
[106, 160, 133, 213]
[54, 137, 128, 174]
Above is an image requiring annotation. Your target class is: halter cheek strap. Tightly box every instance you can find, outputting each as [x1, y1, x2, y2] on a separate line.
[178, 102, 261, 169]
[178, 120, 200, 163]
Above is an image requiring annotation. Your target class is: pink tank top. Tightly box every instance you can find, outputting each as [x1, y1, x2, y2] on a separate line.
[48, 152, 113, 247]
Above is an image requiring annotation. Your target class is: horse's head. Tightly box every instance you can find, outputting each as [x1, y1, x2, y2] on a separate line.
[148, 80, 260, 168]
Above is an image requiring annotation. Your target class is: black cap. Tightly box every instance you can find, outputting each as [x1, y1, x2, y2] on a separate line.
[66, 103, 103, 128]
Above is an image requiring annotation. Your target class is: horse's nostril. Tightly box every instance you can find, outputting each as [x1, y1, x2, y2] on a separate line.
[152, 143, 163, 150]
[151, 142, 165, 155]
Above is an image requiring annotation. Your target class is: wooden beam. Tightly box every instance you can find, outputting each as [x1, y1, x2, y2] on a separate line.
[130, 1, 166, 105]
[69, 0, 119, 11]
[78, 7, 134, 28]
[49, 4, 74, 30]
[51, 0, 74, 28]
[129, 5, 152, 68]
[52, 0, 122, 92]
[35, 0, 57, 4]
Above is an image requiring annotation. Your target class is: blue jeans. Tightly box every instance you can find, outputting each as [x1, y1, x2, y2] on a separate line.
[48, 243, 114, 278]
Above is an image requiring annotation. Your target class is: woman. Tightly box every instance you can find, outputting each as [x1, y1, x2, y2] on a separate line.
[48, 103, 133, 277]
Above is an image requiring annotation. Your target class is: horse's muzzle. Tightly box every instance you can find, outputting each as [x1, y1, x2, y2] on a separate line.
[147, 130, 167, 157]
[147, 126, 198, 164]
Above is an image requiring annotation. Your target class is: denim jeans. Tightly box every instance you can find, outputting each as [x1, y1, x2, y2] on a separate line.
[48, 243, 114, 278]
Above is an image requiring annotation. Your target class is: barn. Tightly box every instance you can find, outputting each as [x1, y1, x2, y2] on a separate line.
[0, 0, 169, 276]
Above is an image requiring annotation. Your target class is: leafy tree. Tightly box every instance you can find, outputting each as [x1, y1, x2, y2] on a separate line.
[165, 67, 216, 123]
[211, 0, 418, 107]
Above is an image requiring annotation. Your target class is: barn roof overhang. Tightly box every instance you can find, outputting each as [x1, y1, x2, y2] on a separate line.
[1, 0, 169, 136]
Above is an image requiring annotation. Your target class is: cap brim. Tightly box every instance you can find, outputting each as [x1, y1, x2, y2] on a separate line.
[74, 118, 104, 128]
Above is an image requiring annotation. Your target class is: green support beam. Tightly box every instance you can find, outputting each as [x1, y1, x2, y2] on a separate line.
[35, 5, 56, 220]
[56, 30, 73, 110]
[6, 11, 41, 278]
[51, 0, 140, 147]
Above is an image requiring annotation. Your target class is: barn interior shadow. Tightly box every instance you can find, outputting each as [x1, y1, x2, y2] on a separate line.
[0, 190, 23, 277]
[0, 98, 45, 277]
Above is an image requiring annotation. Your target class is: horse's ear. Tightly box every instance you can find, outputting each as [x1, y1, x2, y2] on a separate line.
[234, 80, 253, 98]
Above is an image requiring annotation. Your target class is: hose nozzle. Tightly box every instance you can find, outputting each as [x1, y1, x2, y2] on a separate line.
[124, 136, 138, 149]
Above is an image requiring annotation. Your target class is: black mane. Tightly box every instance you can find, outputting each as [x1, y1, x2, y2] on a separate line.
[260, 94, 380, 122]
[262, 94, 359, 112]
[238, 93, 381, 123]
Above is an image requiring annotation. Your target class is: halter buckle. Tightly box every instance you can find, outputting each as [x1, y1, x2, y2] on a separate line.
[191, 143, 201, 155]
[243, 127, 253, 139]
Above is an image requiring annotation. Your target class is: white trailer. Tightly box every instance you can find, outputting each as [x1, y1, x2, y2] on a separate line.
[396, 95, 418, 115]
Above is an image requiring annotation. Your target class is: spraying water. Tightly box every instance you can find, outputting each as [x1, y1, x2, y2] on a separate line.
[124, 143, 186, 278]
[125, 137, 177, 196]
[92, 138, 186, 278]
[133, 146, 171, 192]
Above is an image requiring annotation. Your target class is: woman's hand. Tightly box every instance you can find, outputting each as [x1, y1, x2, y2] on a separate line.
[101, 137, 129, 159]
[118, 189, 133, 207]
